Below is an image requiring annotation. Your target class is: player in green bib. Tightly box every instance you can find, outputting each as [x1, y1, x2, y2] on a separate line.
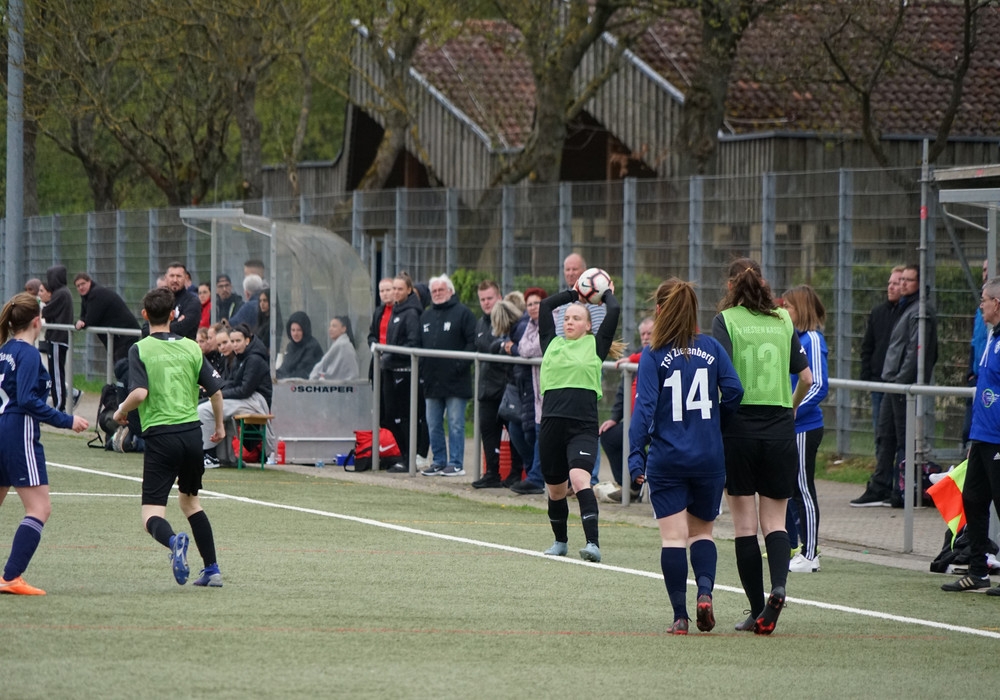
[114, 288, 226, 587]
[712, 258, 812, 635]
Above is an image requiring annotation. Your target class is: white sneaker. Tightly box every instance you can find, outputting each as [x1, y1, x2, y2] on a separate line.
[789, 553, 820, 573]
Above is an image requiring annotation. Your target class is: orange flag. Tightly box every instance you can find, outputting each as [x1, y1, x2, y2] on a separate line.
[927, 460, 967, 546]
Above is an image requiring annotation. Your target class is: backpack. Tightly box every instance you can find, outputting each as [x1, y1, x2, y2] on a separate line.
[87, 383, 121, 449]
[930, 526, 1000, 574]
[347, 428, 402, 472]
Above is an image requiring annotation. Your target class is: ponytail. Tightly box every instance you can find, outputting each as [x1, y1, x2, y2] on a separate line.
[0, 292, 41, 344]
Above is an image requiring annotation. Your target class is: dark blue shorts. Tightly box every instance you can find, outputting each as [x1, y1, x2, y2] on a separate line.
[646, 472, 725, 521]
[0, 415, 48, 488]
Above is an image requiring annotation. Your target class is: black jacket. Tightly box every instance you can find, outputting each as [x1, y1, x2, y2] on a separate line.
[419, 295, 476, 399]
[170, 287, 202, 340]
[42, 265, 73, 345]
[276, 311, 324, 379]
[223, 335, 272, 406]
[78, 281, 139, 362]
[860, 299, 900, 381]
[383, 292, 422, 371]
[215, 294, 242, 321]
[475, 314, 507, 401]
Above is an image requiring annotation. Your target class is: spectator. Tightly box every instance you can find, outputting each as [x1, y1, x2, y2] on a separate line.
[197, 326, 224, 375]
[941, 275, 1000, 595]
[24, 278, 41, 297]
[73, 272, 140, 363]
[197, 283, 212, 329]
[214, 274, 242, 322]
[381, 273, 427, 472]
[498, 291, 533, 487]
[713, 257, 812, 635]
[600, 316, 654, 502]
[851, 263, 938, 508]
[471, 280, 508, 489]
[212, 323, 236, 380]
[184, 268, 198, 295]
[39, 266, 74, 412]
[537, 280, 622, 563]
[367, 277, 396, 434]
[243, 259, 266, 281]
[859, 266, 903, 439]
[254, 289, 272, 350]
[509, 287, 548, 495]
[160, 263, 201, 340]
[310, 316, 359, 381]
[781, 285, 829, 574]
[199, 323, 272, 467]
[489, 298, 526, 486]
[276, 311, 324, 380]
[628, 278, 743, 634]
[225, 274, 264, 330]
[418, 274, 477, 477]
[963, 259, 989, 448]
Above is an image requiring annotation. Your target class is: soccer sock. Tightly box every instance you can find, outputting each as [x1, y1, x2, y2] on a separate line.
[734, 535, 765, 616]
[764, 530, 791, 591]
[661, 546, 689, 621]
[3, 517, 44, 581]
[145, 515, 175, 549]
[548, 497, 569, 543]
[576, 487, 600, 547]
[187, 510, 217, 568]
[689, 539, 718, 597]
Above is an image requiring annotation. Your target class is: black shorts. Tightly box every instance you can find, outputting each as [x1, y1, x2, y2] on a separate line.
[724, 436, 797, 499]
[142, 427, 205, 506]
[539, 416, 599, 485]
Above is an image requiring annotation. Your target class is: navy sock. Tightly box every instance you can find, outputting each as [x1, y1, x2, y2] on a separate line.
[689, 539, 717, 597]
[3, 516, 44, 581]
[187, 510, 217, 568]
[548, 497, 569, 543]
[735, 535, 765, 616]
[576, 487, 599, 547]
[660, 546, 689, 620]
[145, 515, 175, 549]
[764, 530, 791, 591]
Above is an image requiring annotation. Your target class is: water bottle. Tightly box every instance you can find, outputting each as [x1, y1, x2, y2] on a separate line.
[276, 441, 286, 465]
[316, 460, 325, 469]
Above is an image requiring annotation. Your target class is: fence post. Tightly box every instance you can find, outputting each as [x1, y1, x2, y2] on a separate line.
[622, 177, 637, 346]
[116, 210, 127, 296]
[395, 188, 406, 274]
[52, 214, 60, 268]
[446, 188, 458, 276]
[502, 186, 514, 294]
[299, 193, 308, 225]
[352, 189, 364, 261]
[689, 176, 704, 287]
[85, 212, 96, 376]
[559, 182, 572, 276]
[836, 169, 854, 456]
[761, 172, 776, 281]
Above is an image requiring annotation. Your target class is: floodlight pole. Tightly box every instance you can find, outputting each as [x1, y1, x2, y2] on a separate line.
[4, 0, 25, 299]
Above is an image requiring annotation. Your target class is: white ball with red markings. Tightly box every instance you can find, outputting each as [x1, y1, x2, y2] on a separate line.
[576, 268, 612, 303]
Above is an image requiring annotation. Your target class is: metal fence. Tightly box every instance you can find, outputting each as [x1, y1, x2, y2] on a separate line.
[4, 166, 991, 460]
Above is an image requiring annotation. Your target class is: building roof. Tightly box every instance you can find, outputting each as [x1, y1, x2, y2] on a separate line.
[409, 4, 1000, 150]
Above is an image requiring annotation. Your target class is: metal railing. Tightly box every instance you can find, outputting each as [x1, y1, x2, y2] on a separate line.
[43, 323, 143, 407]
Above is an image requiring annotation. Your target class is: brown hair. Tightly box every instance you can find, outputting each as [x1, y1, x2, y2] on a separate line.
[394, 271, 414, 292]
[718, 257, 778, 317]
[649, 278, 699, 353]
[477, 279, 500, 294]
[782, 285, 826, 332]
[1, 292, 41, 344]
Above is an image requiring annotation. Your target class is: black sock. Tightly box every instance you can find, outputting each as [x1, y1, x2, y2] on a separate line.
[187, 510, 217, 568]
[145, 515, 175, 549]
[576, 487, 599, 547]
[764, 530, 791, 592]
[735, 535, 765, 616]
[548, 497, 569, 544]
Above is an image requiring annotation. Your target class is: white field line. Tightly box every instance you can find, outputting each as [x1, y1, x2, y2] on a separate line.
[50, 462, 1000, 641]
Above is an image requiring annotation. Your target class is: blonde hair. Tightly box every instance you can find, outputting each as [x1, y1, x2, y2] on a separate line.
[782, 285, 826, 332]
[491, 300, 523, 337]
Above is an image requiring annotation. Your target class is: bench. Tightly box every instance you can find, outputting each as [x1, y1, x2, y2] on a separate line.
[233, 413, 274, 470]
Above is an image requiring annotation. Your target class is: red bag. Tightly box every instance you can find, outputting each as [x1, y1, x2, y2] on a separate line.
[349, 428, 402, 471]
[232, 435, 261, 464]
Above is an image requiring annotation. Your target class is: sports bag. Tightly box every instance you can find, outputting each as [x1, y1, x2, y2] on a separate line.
[348, 428, 402, 472]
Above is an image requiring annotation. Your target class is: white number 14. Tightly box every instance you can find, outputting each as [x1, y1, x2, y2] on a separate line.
[662, 367, 712, 421]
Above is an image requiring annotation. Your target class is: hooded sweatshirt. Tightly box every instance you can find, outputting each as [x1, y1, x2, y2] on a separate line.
[43, 265, 73, 345]
[222, 334, 272, 406]
[276, 311, 324, 380]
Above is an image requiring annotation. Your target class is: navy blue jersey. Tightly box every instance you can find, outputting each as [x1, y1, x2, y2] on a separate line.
[628, 334, 743, 480]
[0, 339, 73, 429]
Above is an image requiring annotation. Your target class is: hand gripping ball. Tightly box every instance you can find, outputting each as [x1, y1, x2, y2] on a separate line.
[576, 268, 612, 304]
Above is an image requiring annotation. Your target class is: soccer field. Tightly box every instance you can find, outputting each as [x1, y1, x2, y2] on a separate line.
[3, 432, 998, 699]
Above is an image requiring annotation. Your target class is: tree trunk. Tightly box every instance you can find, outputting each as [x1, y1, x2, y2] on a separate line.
[23, 116, 40, 217]
[356, 109, 408, 191]
[235, 76, 263, 200]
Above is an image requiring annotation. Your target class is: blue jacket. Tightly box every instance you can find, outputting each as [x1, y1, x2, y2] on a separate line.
[970, 328, 1000, 444]
[793, 329, 828, 433]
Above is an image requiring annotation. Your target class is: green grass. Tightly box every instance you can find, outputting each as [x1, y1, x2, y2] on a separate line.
[3, 432, 998, 699]
[816, 451, 875, 484]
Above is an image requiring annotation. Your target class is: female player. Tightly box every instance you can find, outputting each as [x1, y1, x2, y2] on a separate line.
[0, 292, 89, 595]
[713, 259, 812, 634]
[538, 276, 622, 563]
[781, 285, 828, 574]
[629, 279, 743, 634]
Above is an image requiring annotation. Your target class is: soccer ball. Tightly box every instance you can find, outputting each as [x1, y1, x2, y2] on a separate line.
[576, 268, 612, 303]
